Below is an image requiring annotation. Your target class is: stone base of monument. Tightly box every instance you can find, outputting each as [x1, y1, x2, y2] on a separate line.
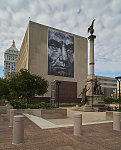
[84, 104, 95, 112]
[84, 95, 105, 112]
[93, 95, 105, 112]
[84, 96, 95, 112]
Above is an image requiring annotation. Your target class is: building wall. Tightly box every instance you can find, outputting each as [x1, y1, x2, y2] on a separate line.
[17, 21, 88, 99]
[16, 25, 29, 72]
[116, 88, 121, 98]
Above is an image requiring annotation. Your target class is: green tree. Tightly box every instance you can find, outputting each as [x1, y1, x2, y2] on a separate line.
[9, 69, 49, 103]
[0, 78, 10, 99]
[9, 72, 23, 100]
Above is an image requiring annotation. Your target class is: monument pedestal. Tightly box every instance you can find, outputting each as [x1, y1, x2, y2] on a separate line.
[83, 75, 105, 112]
[92, 95, 105, 111]
[84, 95, 105, 112]
[84, 96, 94, 112]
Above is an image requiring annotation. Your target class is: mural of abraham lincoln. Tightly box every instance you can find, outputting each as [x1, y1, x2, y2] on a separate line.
[48, 29, 74, 77]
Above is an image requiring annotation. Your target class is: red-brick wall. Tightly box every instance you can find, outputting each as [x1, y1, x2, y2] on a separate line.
[55, 80, 77, 103]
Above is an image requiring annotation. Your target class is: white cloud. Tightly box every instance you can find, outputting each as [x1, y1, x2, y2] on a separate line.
[0, 0, 121, 77]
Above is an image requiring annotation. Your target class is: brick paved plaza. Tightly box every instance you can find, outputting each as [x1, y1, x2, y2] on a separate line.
[0, 114, 121, 150]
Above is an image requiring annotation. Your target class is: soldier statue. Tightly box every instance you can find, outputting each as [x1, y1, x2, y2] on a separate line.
[79, 85, 89, 106]
[93, 77, 103, 95]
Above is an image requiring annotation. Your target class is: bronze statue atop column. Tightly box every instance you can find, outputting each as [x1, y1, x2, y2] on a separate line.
[88, 19, 95, 35]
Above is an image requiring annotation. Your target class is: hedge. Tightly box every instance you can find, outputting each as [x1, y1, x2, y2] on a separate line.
[104, 97, 118, 104]
[8, 100, 56, 109]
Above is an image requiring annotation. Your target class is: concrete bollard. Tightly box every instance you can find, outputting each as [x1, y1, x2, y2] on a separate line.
[7, 105, 13, 120]
[113, 112, 121, 131]
[9, 109, 17, 127]
[74, 113, 82, 136]
[12, 115, 24, 145]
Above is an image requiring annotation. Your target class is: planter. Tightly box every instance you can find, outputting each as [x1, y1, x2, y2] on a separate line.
[106, 111, 121, 120]
[41, 109, 67, 119]
[15, 108, 67, 119]
[0, 106, 7, 114]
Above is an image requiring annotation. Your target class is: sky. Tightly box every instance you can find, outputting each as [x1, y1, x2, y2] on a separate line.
[0, 0, 121, 78]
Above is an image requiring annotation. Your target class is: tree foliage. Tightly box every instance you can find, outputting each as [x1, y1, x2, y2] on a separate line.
[9, 69, 49, 102]
[0, 78, 10, 99]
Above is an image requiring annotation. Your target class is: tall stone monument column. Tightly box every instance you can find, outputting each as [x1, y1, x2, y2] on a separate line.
[84, 19, 105, 112]
[89, 35, 96, 77]
[84, 20, 96, 112]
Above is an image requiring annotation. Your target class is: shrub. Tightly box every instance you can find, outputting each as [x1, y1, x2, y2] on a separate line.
[59, 103, 77, 107]
[104, 97, 118, 104]
[0, 99, 5, 106]
[8, 100, 56, 109]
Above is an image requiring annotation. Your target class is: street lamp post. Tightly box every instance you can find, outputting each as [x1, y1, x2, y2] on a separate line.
[116, 88, 117, 99]
[115, 76, 121, 110]
[56, 81, 62, 108]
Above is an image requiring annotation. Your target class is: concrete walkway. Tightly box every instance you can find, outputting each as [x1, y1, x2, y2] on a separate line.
[24, 113, 113, 129]
[24, 108, 112, 129]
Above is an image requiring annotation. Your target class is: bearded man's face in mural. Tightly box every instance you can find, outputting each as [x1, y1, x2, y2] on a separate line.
[48, 29, 74, 77]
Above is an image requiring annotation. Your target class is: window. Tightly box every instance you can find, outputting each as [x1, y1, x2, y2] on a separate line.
[8, 63, 10, 69]
[101, 83, 117, 86]
[6, 63, 8, 68]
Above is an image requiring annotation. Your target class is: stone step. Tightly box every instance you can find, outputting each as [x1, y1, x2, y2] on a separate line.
[93, 104, 105, 106]
[97, 102, 105, 104]
[94, 107, 106, 112]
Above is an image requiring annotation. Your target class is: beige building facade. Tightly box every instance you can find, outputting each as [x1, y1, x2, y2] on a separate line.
[17, 21, 88, 102]
[4, 40, 19, 78]
[96, 76, 117, 97]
